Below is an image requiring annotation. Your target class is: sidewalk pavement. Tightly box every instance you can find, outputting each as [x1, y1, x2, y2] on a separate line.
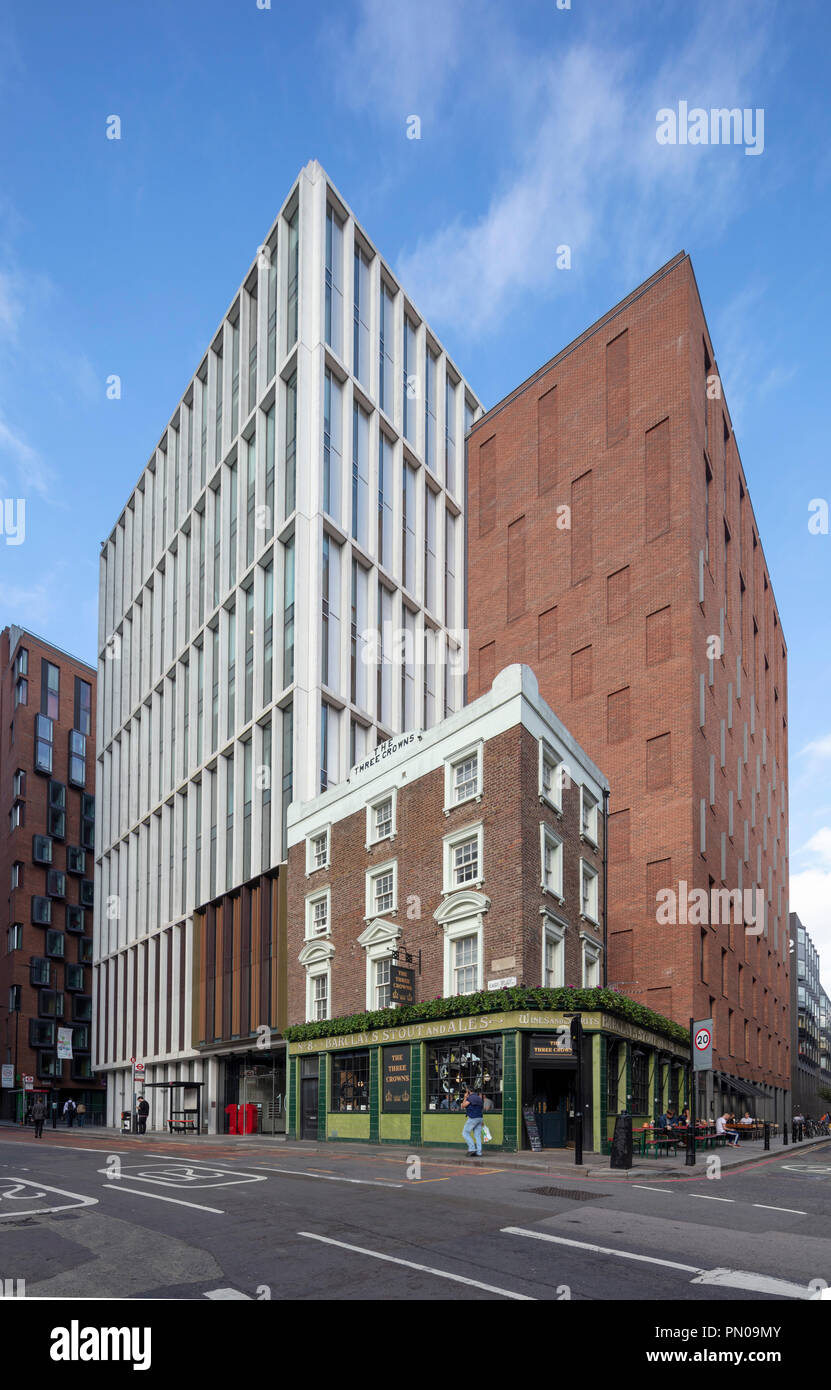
[2, 1117, 826, 1178]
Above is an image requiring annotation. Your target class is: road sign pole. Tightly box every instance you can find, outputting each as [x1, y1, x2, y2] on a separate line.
[686, 1017, 696, 1167]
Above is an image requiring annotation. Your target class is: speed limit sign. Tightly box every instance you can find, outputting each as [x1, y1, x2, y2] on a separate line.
[692, 1018, 713, 1071]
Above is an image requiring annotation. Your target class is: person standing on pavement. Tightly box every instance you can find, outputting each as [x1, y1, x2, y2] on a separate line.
[461, 1086, 484, 1158]
[136, 1095, 150, 1135]
[76, 1101, 86, 1128]
[63, 1097, 76, 1127]
[31, 1098, 46, 1139]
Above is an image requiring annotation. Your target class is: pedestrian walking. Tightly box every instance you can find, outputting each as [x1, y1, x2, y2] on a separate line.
[62, 1098, 77, 1128]
[31, 1098, 46, 1139]
[76, 1102, 86, 1128]
[136, 1095, 150, 1135]
[461, 1086, 484, 1158]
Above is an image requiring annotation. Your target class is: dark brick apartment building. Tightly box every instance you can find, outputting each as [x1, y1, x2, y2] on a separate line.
[465, 254, 790, 1122]
[0, 626, 100, 1122]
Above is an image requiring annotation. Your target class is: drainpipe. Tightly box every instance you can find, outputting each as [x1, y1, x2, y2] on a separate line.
[602, 788, 609, 988]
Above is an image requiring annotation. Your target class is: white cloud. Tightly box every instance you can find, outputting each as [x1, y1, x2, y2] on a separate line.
[0, 411, 57, 499]
[324, 0, 471, 122]
[345, 1, 779, 338]
[800, 734, 831, 759]
[790, 867, 831, 996]
[0, 270, 22, 337]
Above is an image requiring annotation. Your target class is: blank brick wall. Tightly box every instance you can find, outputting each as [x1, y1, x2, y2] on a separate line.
[607, 687, 631, 743]
[465, 252, 790, 1094]
[507, 515, 526, 623]
[478, 435, 496, 536]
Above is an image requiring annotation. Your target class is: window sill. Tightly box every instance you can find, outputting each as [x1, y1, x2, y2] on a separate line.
[443, 794, 482, 817]
[539, 795, 563, 816]
[580, 832, 599, 850]
[541, 886, 565, 905]
[579, 912, 599, 927]
[442, 878, 485, 896]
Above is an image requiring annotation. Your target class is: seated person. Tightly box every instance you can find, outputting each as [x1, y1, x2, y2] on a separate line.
[664, 1107, 678, 1128]
[715, 1112, 740, 1146]
[654, 1110, 669, 1130]
[738, 1111, 754, 1126]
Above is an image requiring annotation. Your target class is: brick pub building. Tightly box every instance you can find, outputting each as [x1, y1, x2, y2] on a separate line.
[465, 255, 790, 1124]
[0, 626, 100, 1123]
[284, 665, 690, 1152]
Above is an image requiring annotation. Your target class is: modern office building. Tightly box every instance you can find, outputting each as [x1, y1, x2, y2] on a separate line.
[790, 913, 825, 1116]
[94, 160, 481, 1130]
[464, 253, 790, 1123]
[819, 983, 831, 1090]
[0, 626, 100, 1123]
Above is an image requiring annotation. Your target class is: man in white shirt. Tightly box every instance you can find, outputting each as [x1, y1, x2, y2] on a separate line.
[716, 1113, 740, 1146]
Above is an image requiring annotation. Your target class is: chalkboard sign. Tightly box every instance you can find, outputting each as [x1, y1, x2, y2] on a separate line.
[522, 1104, 543, 1151]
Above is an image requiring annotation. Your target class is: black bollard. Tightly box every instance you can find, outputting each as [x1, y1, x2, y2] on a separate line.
[610, 1114, 633, 1169]
[783, 1122, 788, 1145]
[764, 1121, 770, 1151]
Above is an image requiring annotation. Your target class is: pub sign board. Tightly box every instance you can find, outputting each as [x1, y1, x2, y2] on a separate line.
[382, 1045, 411, 1112]
[528, 1030, 573, 1063]
[390, 965, 416, 1006]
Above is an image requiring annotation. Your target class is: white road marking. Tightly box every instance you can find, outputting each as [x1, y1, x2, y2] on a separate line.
[101, 1185, 224, 1214]
[255, 1166, 402, 1188]
[204, 1288, 252, 1300]
[96, 1162, 266, 1189]
[688, 1194, 734, 1202]
[299, 1232, 534, 1299]
[631, 1185, 673, 1193]
[752, 1203, 807, 1215]
[501, 1229, 813, 1299]
[500, 1228, 700, 1273]
[0, 1178, 98, 1219]
[691, 1268, 816, 1299]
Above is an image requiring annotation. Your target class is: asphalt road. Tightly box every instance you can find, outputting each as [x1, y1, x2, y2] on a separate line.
[1, 1133, 830, 1301]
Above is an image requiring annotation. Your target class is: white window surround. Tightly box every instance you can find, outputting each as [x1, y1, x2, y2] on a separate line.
[442, 822, 484, 894]
[305, 825, 331, 875]
[366, 787, 397, 848]
[365, 858, 398, 919]
[580, 786, 599, 846]
[357, 918, 402, 1010]
[580, 931, 602, 987]
[580, 858, 599, 924]
[540, 823, 564, 901]
[541, 912, 566, 987]
[304, 887, 331, 940]
[434, 889, 489, 997]
[298, 938, 335, 1022]
[539, 738, 565, 813]
[443, 740, 483, 814]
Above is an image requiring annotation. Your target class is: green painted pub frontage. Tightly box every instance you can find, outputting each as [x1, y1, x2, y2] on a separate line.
[285, 995, 691, 1153]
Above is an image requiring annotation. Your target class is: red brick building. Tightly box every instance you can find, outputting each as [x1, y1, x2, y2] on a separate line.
[465, 254, 790, 1122]
[283, 665, 693, 1152]
[0, 626, 100, 1122]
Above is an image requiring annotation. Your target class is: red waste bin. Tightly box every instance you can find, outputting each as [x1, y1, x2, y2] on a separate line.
[242, 1103, 258, 1134]
[225, 1103, 239, 1135]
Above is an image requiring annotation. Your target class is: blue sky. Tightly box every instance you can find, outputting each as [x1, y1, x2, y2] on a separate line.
[1, 0, 830, 981]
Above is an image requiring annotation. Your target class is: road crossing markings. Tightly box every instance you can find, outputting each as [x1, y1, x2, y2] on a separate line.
[299, 1232, 535, 1299]
[501, 1228, 701, 1273]
[101, 1186, 224, 1214]
[501, 1229, 816, 1299]
[254, 1166, 403, 1188]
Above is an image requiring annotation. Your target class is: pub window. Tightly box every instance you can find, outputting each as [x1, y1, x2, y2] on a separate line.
[425, 1036, 502, 1113]
[374, 957, 391, 1009]
[606, 1041, 619, 1116]
[631, 1049, 649, 1113]
[329, 1049, 370, 1113]
[669, 1065, 680, 1112]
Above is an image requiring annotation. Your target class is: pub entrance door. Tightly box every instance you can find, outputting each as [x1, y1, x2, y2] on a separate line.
[300, 1077, 319, 1139]
[529, 1068, 573, 1147]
